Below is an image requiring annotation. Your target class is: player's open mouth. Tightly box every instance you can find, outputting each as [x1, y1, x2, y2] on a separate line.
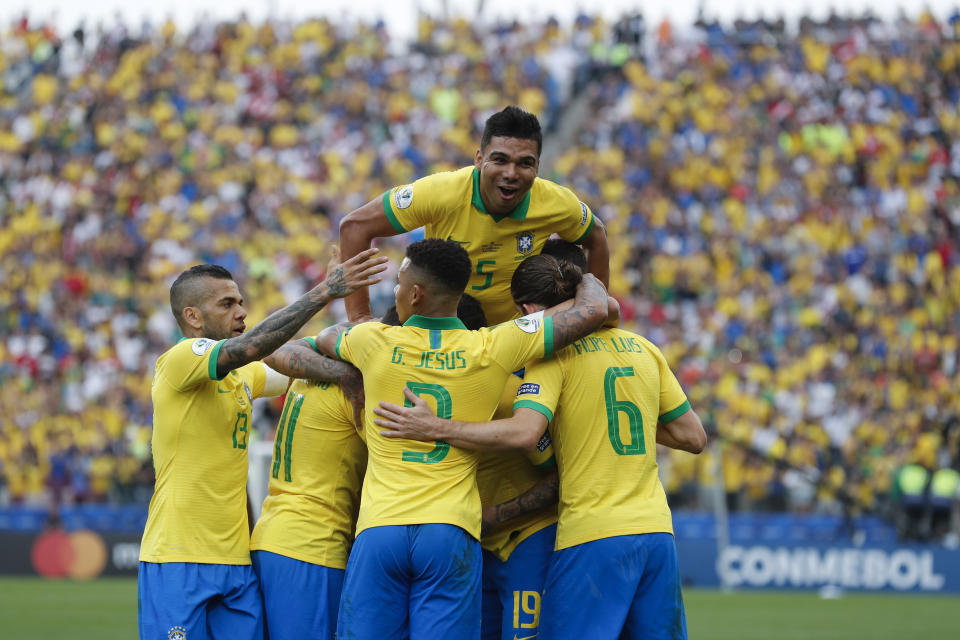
[233, 326, 245, 335]
[498, 186, 518, 200]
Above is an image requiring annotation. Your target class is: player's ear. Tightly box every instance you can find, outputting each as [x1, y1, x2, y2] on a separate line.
[518, 302, 539, 316]
[474, 148, 483, 169]
[410, 283, 425, 306]
[182, 306, 203, 332]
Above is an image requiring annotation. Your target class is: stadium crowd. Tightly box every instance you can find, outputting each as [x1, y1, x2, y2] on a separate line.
[1, 8, 959, 533]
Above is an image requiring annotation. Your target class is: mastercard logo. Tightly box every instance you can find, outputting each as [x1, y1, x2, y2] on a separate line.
[31, 529, 108, 580]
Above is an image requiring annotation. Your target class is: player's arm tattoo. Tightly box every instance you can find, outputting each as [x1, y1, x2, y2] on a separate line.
[263, 340, 357, 384]
[217, 290, 333, 378]
[489, 469, 559, 526]
[549, 274, 608, 351]
[213, 248, 388, 378]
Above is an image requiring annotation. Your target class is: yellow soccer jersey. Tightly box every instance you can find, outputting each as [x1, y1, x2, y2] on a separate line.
[335, 312, 556, 539]
[477, 373, 558, 562]
[141, 338, 266, 564]
[383, 166, 595, 325]
[515, 329, 691, 551]
[250, 365, 366, 569]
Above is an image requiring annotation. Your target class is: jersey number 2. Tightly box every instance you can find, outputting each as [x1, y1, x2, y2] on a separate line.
[604, 367, 645, 455]
[401, 382, 451, 463]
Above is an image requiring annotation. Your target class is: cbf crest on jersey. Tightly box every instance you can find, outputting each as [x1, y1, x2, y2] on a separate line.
[168, 626, 187, 640]
[516, 232, 534, 254]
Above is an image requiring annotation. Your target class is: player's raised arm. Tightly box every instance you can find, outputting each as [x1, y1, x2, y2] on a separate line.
[339, 197, 404, 322]
[216, 247, 388, 378]
[581, 216, 610, 288]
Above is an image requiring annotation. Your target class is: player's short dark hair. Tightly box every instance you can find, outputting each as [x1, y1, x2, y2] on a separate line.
[541, 239, 587, 271]
[481, 106, 542, 156]
[457, 293, 487, 330]
[383, 293, 485, 329]
[511, 254, 582, 308]
[170, 264, 234, 331]
[405, 239, 472, 298]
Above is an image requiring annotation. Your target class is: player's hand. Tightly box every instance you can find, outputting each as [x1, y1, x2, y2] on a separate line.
[374, 387, 444, 441]
[320, 246, 389, 300]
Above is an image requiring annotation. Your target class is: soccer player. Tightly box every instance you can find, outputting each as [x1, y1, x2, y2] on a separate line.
[339, 104, 610, 325]
[313, 238, 609, 640]
[138, 248, 387, 640]
[248, 294, 487, 640]
[248, 342, 366, 640]
[475, 239, 590, 640]
[374, 253, 707, 640]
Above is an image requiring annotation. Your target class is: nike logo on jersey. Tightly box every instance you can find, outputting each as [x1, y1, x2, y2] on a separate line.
[217, 386, 231, 394]
[514, 635, 537, 640]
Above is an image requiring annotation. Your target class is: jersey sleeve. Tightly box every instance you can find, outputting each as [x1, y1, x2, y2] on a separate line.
[553, 188, 595, 245]
[381, 172, 456, 233]
[334, 322, 382, 369]
[236, 362, 268, 399]
[644, 339, 691, 423]
[512, 358, 563, 426]
[525, 430, 556, 469]
[486, 311, 556, 373]
[158, 338, 227, 391]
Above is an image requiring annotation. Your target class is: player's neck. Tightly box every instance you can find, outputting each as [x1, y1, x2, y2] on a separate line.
[411, 301, 459, 320]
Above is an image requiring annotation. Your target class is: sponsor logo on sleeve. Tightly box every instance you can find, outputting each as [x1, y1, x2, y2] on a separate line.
[394, 185, 414, 209]
[191, 338, 214, 356]
[243, 382, 253, 404]
[517, 382, 541, 396]
[536, 430, 552, 452]
[579, 201, 589, 225]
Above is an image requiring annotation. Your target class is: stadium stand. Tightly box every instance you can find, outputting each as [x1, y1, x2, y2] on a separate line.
[1, 9, 959, 544]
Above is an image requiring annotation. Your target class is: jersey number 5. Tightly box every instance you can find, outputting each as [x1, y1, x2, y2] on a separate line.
[401, 382, 451, 463]
[604, 367, 645, 455]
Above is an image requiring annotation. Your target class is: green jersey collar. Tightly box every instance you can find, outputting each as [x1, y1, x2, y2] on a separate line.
[403, 315, 467, 330]
[471, 168, 531, 222]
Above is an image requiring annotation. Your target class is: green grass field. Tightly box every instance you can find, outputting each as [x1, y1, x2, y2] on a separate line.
[0, 577, 957, 639]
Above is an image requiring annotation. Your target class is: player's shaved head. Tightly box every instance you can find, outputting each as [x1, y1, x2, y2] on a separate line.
[404, 239, 472, 299]
[170, 264, 235, 332]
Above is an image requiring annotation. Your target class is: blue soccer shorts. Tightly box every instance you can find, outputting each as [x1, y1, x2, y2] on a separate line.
[250, 550, 344, 640]
[138, 561, 264, 640]
[337, 524, 482, 640]
[539, 533, 687, 640]
[481, 523, 556, 640]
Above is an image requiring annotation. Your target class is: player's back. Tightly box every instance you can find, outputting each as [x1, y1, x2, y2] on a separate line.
[520, 328, 690, 550]
[336, 315, 552, 539]
[250, 377, 366, 569]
